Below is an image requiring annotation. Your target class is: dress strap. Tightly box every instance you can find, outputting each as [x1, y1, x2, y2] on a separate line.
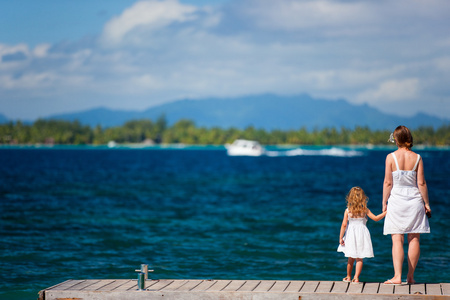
[391, 153, 400, 171]
[413, 154, 421, 171]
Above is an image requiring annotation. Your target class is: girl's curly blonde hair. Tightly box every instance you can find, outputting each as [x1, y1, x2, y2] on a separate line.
[346, 186, 368, 217]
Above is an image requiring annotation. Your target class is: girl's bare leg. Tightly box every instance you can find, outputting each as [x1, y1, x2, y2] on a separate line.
[346, 257, 355, 280]
[385, 234, 404, 284]
[407, 233, 420, 284]
[354, 259, 363, 282]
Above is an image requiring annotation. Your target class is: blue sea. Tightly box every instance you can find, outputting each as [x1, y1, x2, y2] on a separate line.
[0, 146, 448, 299]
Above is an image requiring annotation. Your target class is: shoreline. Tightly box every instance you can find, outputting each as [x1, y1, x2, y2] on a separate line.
[0, 143, 449, 150]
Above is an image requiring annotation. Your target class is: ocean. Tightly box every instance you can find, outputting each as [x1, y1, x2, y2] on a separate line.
[0, 146, 448, 299]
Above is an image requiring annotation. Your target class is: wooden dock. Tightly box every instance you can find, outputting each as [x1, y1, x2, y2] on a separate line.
[39, 279, 450, 299]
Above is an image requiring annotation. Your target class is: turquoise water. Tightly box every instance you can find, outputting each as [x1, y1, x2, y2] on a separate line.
[0, 146, 448, 299]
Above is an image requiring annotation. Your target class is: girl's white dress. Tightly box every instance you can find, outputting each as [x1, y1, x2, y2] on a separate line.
[383, 153, 430, 235]
[337, 210, 374, 258]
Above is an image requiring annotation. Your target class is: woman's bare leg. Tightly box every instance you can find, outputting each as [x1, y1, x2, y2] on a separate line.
[385, 234, 404, 284]
[407, 233, 420, 284]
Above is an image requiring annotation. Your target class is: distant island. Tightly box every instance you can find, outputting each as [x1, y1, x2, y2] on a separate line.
[1, 117, 448, 146]
[2, 94, 448, 131]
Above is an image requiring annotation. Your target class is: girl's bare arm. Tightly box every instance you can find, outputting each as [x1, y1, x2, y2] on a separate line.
[367, 209, 387, 222]
[339, 210, 348, 245]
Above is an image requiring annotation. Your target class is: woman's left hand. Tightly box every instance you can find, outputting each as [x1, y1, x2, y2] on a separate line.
[424, 204, 431, 218]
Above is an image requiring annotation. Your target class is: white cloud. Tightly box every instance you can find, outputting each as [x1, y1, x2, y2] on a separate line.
[130, 74, 163, 91]
[433, 56, 450, 72]
[100, 0, 198, 46]
[33, 44, 51, 58]
[0, 43, 29, 57]
[1, 0, 450, 120]
[243, 0, 372, 31]
[0, 72, 55, 90]
[236, 0, 450, 39]
[357, 78, 420, 102]
[0, 44, 30, 66]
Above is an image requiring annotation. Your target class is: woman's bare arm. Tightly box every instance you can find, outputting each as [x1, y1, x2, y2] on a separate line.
[382, 154, 393, 212]
[416, 158, 431, 213]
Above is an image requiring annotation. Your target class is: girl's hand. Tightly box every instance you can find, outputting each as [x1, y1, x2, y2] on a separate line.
[339, 238, 345, 246]
[382, 203, 387, 212]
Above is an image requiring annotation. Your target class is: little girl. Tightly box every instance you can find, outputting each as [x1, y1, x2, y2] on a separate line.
[337, 186, 387, 283]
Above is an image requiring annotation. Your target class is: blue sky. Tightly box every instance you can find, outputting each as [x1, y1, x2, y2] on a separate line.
[1, 0, 449, 120]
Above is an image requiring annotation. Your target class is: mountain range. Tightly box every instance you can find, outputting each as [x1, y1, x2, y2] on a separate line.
[0, 113, 8, 124]
[3, 94, 448, 130]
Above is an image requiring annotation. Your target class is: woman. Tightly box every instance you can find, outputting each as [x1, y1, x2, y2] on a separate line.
[382, 125, 431, 285]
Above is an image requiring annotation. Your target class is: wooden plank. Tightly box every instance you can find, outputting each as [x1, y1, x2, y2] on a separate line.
[284, 281, 304, 293]
[362, 282, 379, 294]
[204, 280, 231, 291]
[83, 279, 115, 291]
[47, 279, 85, 290]
[253, 280, 275, 292]
[69, 280, 100, 291]
[315, 281, 333, 293]
[176, 280, 203, 291]
[161, 280, 189, 291]
[221, 280, 246, 292]
[190, 280, 217, 291]
[426, 283, 442, 295]
[347, 283, 365, 294]
[300, 281, 319, 293]
[410, 283, 426, 296]
[146, 279, 174, 291]
[442, 283, 450, 295]
[332, 281, 350, 293]
[269, 281, 290, 292]
[97, 280, 131, 291]
[41, 280, 72, 291]
[394, 284, 410, 295]
[378, 282, 394, 294]
[144, 280, 161, 290]
[237, 280, 260, 292]
[42, 279, 450, 300]
[117, 279, 141, 291]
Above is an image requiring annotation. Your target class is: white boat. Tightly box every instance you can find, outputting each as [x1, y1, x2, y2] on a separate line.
[107, 141, 117, 148]
[225, 139, 265, 156]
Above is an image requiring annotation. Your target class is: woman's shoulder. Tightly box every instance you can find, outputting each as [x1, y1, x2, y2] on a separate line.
[406, 150, 420, 160]
[386, 152, 395, 161]
[392, 149, 420, 159]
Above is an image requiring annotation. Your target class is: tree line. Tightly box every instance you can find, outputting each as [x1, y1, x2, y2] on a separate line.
[0, 116, 449, 146]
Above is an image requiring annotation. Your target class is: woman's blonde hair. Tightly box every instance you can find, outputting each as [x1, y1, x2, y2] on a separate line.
[346, 186, 368, 216]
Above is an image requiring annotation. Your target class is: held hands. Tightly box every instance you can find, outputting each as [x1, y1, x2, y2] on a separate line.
[424, 204, 432, 218]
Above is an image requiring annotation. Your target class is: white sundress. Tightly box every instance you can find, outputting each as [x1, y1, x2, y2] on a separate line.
[337, 210, 374, 258]
[383, 153, 430, 235]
